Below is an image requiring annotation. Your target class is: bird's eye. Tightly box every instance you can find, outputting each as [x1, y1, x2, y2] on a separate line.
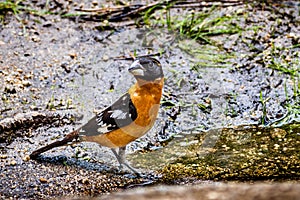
[147, 62, 155, 70]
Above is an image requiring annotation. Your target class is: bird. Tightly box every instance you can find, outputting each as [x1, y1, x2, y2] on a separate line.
[29, 57, 164, 175]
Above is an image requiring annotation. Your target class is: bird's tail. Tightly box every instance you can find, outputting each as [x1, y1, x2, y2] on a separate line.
[29, 129, 80, 159]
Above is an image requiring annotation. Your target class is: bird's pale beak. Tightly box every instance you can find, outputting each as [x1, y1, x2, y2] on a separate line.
[128, 60, 145, 76]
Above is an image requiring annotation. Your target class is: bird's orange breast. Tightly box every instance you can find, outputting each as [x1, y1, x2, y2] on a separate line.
[82, 78, 164, 148]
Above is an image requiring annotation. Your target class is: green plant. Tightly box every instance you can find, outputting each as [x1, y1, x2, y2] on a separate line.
[259, 91, 270, 125]
[0, 0, 22, 22]
[156, 6, 242, 43]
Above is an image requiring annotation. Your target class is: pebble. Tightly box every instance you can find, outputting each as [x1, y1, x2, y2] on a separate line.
[10, 160, 17, 166]
[102, 55, 109, 61]
[22, 80, 32, 87]
[4, 86, 17, 94]
[0, 154, 8, 159]
[29, 105, 38, 110]
[31, 35, 41, 42]
[1, 94, 8, 101]
[92, 0, 98, 6]
[39, 177, 48, 183]
[69, 53, 77, 59]
[287, 32, 297, 39]
[81, 178, 89, 184]
[23, 155, 30, 162]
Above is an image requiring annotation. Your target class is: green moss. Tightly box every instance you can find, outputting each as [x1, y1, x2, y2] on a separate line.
[129, 124, 300, 181]
[159, 124, 300, 181]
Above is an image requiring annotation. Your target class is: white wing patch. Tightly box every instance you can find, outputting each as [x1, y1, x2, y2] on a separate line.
[95, 113, 116, 133]
[97, 126, 110, 134]
[80, 93, 137, 137]
[110, 109, 128, 119]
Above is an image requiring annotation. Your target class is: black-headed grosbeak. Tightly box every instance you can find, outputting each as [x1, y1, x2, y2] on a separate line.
[30, 57, 164, 175]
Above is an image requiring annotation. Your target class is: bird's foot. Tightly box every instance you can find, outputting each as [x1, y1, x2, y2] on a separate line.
[122, 162, 142, 177]
[111, 147, 141, 176]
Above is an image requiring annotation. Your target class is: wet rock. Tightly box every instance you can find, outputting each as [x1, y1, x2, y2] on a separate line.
[95, 184, 300, 200]
[155, 124, 300, 181]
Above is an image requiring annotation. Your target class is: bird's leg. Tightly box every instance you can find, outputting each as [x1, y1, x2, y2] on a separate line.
[110, 146, 140, 176]
[110, 148, 123, 169]
[118, 146, 126, 164]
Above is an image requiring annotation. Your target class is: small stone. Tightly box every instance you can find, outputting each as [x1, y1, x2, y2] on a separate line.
[102, 55, 109, 61]
[92, 0, 98, 6]
[22, 80, 32, 87]
[69, 53, 77, 59]
[39, 177, 48, 183]
[30, 88, 38, 92]
[2, 94, 8, 101]
[285, 56, 292, 62]
[287, 32, 297, 39]
[10, 160, 17, 166]
[31, 35, 41, 42]
[42, 22, 52, 27]
[29, 105, 36, 110]
[4, 86, 16, 94]
[23, 155, 30, 161]
[81, 178, 89, 184]
[0, 154, 8, 159]
[24, 74, 33, 79]
[103, 20, 109, 25]
[28, 138, 35, 144]
[79, 3, 84, 8]
[61, 63, 71, 73]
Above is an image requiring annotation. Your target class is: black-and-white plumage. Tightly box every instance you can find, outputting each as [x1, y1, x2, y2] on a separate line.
[96, 93, 137, 131]
[79, 93, 137, 136]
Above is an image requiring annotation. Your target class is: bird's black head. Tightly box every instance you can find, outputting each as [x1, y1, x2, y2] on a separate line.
[128, 57, 164, 81]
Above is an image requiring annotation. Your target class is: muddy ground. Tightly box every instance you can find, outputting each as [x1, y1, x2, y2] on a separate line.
[0, 0, 299, 199]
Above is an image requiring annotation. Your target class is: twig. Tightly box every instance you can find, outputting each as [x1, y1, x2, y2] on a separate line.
[108, 1, 170, 21]
[75, 4, 143, 13]
[70, 0, 247, 23]
[112, 51, 165, 61]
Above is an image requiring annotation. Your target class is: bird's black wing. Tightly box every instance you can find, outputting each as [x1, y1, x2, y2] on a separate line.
[79, 93, 137, 136]
[97, 92, 138, 130]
